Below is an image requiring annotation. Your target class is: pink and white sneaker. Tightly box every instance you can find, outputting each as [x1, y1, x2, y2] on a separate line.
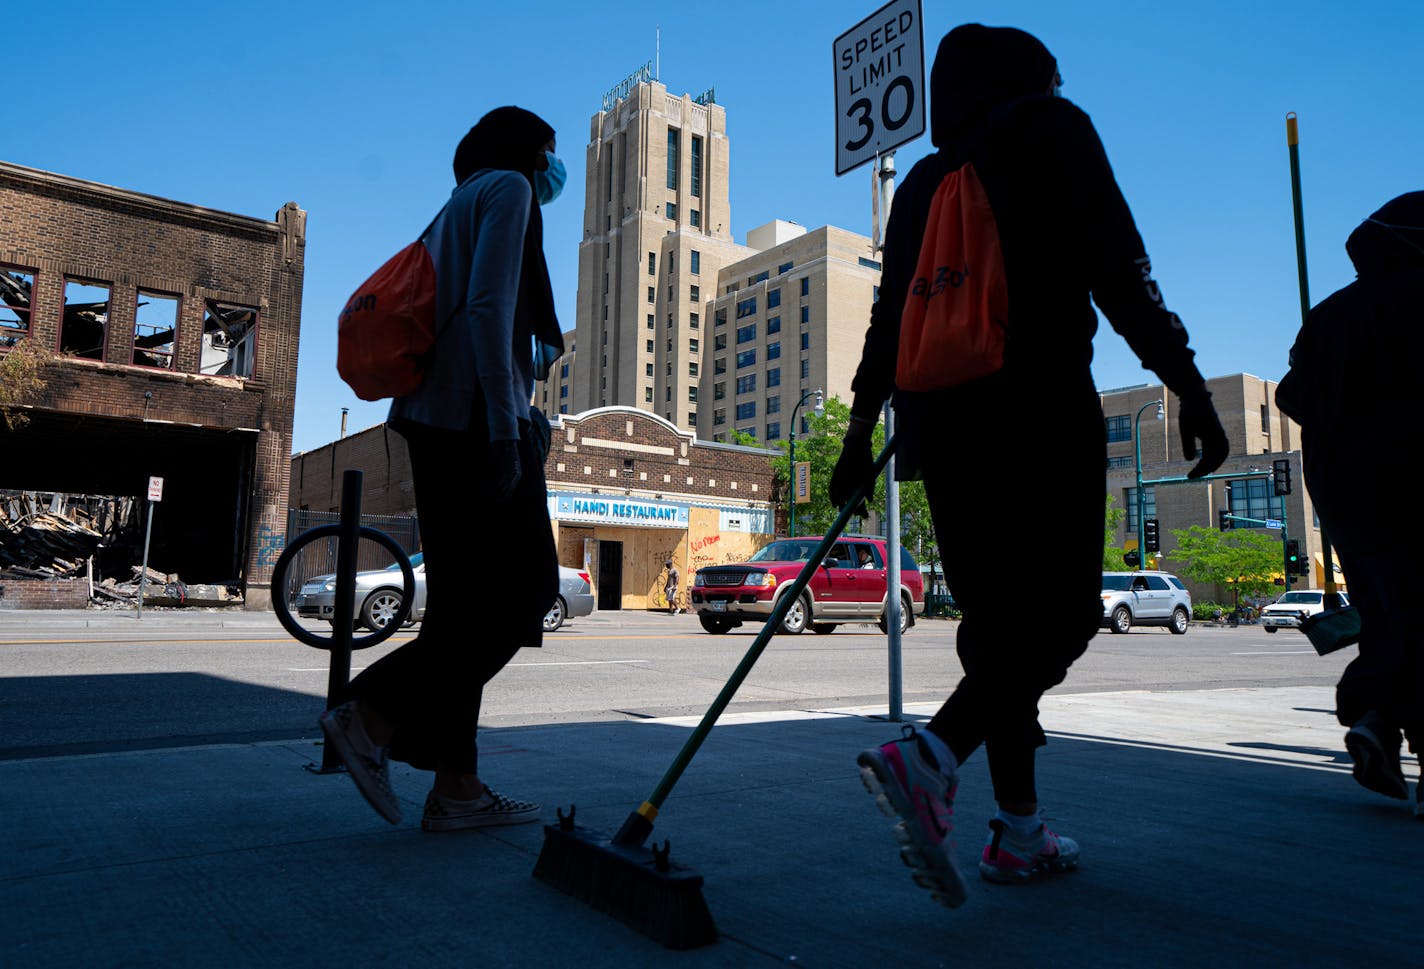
[978, 816, 1080, 884]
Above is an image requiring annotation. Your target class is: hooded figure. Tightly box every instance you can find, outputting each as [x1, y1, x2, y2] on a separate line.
[836, 24, 1229, 907]
[1277, 192, 1424, 808]
[324, 106, 564, 834]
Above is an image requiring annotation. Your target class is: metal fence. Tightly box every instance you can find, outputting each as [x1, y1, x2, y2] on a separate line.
[276, 510, 421, 605]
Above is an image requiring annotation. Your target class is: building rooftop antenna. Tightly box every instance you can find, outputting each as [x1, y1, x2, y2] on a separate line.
[656, 25, 661, 81]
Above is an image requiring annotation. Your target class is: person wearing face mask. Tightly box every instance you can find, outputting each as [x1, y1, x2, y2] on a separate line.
[320, 106, 567, 832]
[1276, 192, 1424, 816]
[833, 24, 1228, 906]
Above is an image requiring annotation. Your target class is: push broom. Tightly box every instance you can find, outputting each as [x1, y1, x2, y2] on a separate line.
[1281, 112, 1361, 655]
[533, 436, 898, 948]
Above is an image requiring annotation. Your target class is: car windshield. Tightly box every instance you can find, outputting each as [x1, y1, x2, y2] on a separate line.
[1276, 591, 1321, 604]
[750, 540, 818, 562]
[1101, 575, 1136, 591]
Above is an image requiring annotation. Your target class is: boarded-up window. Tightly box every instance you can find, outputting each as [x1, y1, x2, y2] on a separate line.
[201, 301, 258, 378]
[134, 291, 178, 370]
[62, 279, 111, 360]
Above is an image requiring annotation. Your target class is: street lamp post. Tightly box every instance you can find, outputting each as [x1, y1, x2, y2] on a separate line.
[1134, 399, 1164, 571]
[787, 388, 824, 537]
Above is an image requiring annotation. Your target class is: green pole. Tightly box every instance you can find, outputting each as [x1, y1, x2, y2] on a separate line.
[788, 429, 796, 537]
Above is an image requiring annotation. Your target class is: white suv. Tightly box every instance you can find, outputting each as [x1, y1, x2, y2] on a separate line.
[1101, 571, 1192, 635]
[1261, 589, 1351, 633]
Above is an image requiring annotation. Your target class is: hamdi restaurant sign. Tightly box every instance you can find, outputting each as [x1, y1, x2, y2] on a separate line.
[551, 491, 691, 528]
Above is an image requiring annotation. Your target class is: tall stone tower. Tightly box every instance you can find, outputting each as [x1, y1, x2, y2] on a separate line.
[570, 79, 750, 428]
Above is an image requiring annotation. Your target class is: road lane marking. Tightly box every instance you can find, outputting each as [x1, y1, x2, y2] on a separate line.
[506, 660, 651, 667]
[1231, 650, 1318, 655]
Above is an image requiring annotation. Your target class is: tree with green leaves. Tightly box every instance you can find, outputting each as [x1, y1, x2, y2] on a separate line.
[1166, 525, 1283, 605]
[1102, 494, 1127, 570]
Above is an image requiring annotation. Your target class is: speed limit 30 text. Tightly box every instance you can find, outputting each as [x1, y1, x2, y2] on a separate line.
[838, 8, 913, 94]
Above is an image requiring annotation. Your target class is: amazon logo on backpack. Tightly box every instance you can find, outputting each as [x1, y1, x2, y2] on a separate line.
[910, 263, 972, 303]
[340, 294, 376, 320]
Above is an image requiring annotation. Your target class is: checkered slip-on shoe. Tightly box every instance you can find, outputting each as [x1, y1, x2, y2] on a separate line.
[421, 789, 540, 831]
[318, 702, 402, 824]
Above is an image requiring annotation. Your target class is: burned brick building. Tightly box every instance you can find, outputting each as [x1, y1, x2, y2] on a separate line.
[0, 161, 305, 609]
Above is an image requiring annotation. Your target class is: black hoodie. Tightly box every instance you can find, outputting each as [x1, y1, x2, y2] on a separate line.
[1276, 192, 1424, 449]
[850, 25, 1206, 453]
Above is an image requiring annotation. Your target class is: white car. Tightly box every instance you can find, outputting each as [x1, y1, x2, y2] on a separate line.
[1101, 571, 1193, 634]
[1261, 590, 1351, 632]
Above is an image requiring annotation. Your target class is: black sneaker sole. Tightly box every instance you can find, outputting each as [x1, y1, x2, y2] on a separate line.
[1344, 722, 1408, 800]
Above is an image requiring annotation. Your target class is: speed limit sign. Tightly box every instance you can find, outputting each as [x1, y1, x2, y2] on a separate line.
[833, 0, 925, 175]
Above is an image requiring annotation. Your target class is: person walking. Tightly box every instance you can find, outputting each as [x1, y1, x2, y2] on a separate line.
[831, 24, 1228, 906]
[319, 106, 567, 831]
[664, 559, 680, 615]
[1276, 192, 1424, 815]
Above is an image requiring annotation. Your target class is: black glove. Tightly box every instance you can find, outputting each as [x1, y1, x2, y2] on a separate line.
[529, 406, 552, 464]
[1178, 390, 1229, 479]
[828, 420, 875, 517]
[489, 439, 523, 503]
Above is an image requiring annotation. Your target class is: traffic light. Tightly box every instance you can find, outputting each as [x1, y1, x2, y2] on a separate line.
[1123, 550, 1140, 567]
[1218, 509, 1231, 531]
[1285, 539, 1303, 575]
[1273, 458, 1292, 496]
[1144, 518, 1160, 553]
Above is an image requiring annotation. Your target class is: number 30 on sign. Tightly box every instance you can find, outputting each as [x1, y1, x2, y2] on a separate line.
[833, 0, 925, 175]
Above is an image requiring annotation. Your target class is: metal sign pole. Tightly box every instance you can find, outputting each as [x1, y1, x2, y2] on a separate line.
[878, 152, 903, 722]
[137, 498, 154, 620]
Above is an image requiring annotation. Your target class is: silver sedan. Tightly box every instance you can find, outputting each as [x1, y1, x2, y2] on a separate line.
[296, 553, 427, 631]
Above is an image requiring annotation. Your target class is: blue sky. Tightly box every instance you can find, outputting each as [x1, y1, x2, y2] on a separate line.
[8, 1, 1421, 453]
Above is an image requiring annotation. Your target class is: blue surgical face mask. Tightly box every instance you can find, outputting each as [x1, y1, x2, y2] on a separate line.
[534, 151, 566, 205]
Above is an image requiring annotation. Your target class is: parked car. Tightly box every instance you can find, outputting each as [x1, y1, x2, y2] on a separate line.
[1261, 589, 1351, 632]
[545, 566, 595, 631]
[296, 552, 426, 631]
[1101, 571, 1192, 634]
[689, 536, 925, 635]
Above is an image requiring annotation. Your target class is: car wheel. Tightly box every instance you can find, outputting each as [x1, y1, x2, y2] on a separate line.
[1264, 626, 1277, 634]
[543, 596, 567, 632]
[699, 614, 732, 634]
[1110, 605, 1132, 634]
[360, 588, 404, 631]
[779, 594, 810, 635]
[878, 593, 913, 635]
[1169, 607, 1189, 635]
[811, 623, 836, 635]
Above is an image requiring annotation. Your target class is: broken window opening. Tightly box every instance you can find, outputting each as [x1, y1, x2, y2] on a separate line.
[134, 291, 179, 370]
[201, 301, 258, 378]
[62, 279, 111, 360]
[0, 266, 35, 349]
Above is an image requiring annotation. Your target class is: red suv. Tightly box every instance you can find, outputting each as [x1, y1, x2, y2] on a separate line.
[690, 535, 924, 635]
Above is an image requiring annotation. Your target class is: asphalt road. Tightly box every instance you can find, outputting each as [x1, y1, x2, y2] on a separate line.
[0, 611, 1352, 759]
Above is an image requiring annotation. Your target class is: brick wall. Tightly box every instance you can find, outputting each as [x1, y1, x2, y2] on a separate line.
[0, 161, 306, 608]
[0, 579, 90, 610]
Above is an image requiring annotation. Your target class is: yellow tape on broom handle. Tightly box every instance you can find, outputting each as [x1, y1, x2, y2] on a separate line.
[637, 801, 659, 822]
[1286, 112, 1299, 146]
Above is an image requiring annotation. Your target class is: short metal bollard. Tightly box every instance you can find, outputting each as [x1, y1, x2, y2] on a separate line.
[270, 469, 414, 773]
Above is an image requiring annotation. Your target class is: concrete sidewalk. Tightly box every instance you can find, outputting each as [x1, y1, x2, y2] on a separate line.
[3, 685, 1419, 968]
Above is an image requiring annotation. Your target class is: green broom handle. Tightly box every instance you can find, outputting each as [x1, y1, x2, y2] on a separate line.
[619, 435, 898, 839]
[1286, 113, 1339, 598]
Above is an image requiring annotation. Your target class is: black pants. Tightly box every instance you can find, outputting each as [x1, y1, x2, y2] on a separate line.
[915, 380, 1105, 803]
[347, 420, 558, 775]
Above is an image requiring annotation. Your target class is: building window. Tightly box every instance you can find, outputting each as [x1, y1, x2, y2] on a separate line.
[737, 374, 757, 394]
[61, 279, 111, 360]
[560, 362, 569, 378]
[800, 358, 810, 379]
[767, 316, 781, 335]
[647, 313, 655, 329]
[645, 386, 654, 402]
[800, 332, 810, 351]
[737, 349, 757, 369]
[688, 411, 697, 425]
[766, 422, 781, 440]
[767, 288, 781, 309]
[1105, 415, 1132, 443]
[667, 127, 680, 190]
[690, 134, 703, 198]
[1125, 486, 1158, 531]
[714, 381, 726, 400]
[1260, 403, 1269, 432]
[767, 367, 781, 388]
[690, 312, 700, 329]
[646, 362, 654, 377]
[689, 361, 699, 377]
[133, 290, 178, 370]
[688, 387, 698, 402]
[715, 308, 727, 327]
[666, 338, 673, 352]
[560, 385, 569, 398]
[714, 408, 726, 426]
[667, 313, 674, 328]
[666, 386, 672, 401]
[690, 210, 700, 228]
[646, 339, 654, 353]
[767, 394, 781, 414]
[666, 201, 678, 221]
[648, 252, 656, 275]
[800, 305, 810, 324]
[767, 341, 781, 361]
[714, 357, 727, 375]
[667, 362, 673, 376]
[689, 338, 699, 353]
[736, 401, 757, 421]
[1, 266, 36, 348]
[800, 277, 810, 297]
[691, 250, 701, 275]
[801, 417, 810, 435]
[859, 256, 883, 270]
[667, 252, 675, 274]
[602, 330, 608, 345]
[668, 285, 674, 302]
[648, 286, 656, 304]
[752, 271, 770, 284]
[603, 271, 609, 294]
[201, 300, 258, 377]
[736, 323, 756, 344]
[1107, 455, 1133, 469]
[714, 333, 728, 351]
[736, 297, 757, 319]
[738, 426, 757, 440]
[560, 404, 569, 414]
[690, 285, 700, 303]
[1226, 478, 1275, 530]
